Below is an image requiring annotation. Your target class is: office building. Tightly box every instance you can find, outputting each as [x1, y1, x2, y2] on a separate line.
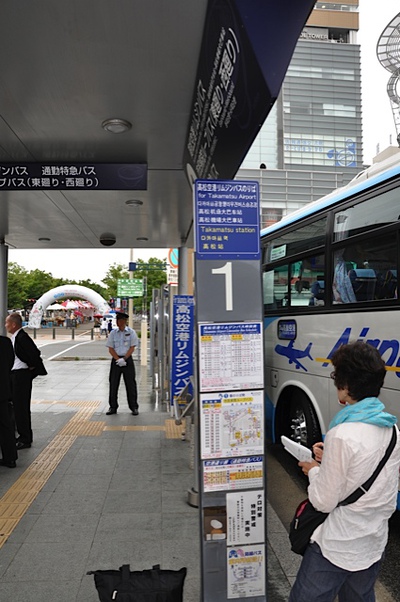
[237, 1, 361, 228]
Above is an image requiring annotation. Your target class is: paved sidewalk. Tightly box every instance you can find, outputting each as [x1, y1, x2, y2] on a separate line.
[0, 332, 299, 600]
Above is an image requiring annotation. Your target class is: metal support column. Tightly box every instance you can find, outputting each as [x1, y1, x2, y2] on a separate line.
[0, 241, 8, 335]
[178, 246, 188, 295]
[128, 249, 134, 329]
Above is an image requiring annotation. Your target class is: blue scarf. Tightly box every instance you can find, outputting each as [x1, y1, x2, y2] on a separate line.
[329, 397, 397, 430]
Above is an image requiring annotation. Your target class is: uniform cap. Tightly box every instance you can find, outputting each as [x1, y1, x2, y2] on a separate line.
[116, 312, 129, 320]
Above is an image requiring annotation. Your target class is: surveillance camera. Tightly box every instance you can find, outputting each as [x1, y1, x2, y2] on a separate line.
[99, 232, 116, 247]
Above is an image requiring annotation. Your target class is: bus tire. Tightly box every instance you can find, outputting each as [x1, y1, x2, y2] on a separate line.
[284, 391, 321, 448]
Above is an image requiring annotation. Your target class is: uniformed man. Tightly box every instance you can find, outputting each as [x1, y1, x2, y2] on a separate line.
[105, 312, 139, 415]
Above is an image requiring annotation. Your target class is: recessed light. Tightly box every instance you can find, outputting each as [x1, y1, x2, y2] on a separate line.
[101, 118, 132, 134]
[136, 237, 148, 241]
[38, 237, 51, 242]
[125, 199, 143, 206]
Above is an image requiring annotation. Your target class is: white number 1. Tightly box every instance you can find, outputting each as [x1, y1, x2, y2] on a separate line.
[212, 262, 233, 311]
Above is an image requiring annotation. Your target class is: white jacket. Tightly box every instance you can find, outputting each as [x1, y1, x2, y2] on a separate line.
[309, 421, 400, 570]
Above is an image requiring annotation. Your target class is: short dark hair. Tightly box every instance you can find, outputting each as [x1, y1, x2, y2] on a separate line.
[331, 341, 386, 401]
[8, 312, 22, 327]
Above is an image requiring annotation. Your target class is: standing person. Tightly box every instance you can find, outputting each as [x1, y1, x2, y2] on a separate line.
[107, 319, 113, 336]
[0, 336, 18, 467]
[100, 317, 108, 337]
[106, 312, 139, 415]
[5, 312, 47, 450]
[289, 341, 400, 602]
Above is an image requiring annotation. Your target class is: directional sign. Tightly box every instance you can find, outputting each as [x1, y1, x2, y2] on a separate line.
[117, 278, 143, 297]
[194, 180, 260, 260]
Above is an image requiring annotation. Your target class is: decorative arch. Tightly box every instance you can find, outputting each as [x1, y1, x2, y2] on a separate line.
[28, 285, 110, 329]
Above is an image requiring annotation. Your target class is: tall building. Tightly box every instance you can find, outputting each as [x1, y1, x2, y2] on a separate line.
[237, 1, 361, 228]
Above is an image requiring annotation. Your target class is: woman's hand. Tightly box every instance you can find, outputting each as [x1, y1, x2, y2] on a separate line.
[298, 459, 320, 476]
[312, 442, 324, 463]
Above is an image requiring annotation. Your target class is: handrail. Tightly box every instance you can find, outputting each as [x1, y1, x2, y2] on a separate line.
[174, 378, 195, 425]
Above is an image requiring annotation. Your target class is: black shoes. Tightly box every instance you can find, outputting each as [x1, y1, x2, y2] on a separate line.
[0, 459, 16, 468]
[106, 407, 138, 415]
[16, 441, 31, 450]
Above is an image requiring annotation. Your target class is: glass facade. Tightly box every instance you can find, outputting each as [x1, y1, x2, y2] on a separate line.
[237, 6, 361, 226]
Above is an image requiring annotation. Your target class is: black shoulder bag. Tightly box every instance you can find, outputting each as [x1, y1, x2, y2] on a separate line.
[289, 425, 397, 555]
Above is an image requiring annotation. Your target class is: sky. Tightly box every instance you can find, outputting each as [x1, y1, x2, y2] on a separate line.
[9, 1, 400, 285]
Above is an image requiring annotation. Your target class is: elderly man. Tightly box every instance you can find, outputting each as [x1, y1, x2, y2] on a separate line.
[105, 312, 139, 415]
[5, 312, 47, 450]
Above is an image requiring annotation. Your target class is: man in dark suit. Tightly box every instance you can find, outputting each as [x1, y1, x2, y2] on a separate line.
[0, 336, 18, 467]
[5, 312, 47, 450]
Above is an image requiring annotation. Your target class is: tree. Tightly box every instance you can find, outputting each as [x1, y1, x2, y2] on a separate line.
[24, 269, 57, 301]
[74, 279, 106, 298]
[7, 262, 29, 309]
[133, 257, 167, 310]
[102, 263, 129, 298]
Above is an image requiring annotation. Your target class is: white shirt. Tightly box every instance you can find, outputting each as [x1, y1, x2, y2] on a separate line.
[10, 328, 29, 370]
[106, 326, 138, 356]
[308, 421, 400, 571]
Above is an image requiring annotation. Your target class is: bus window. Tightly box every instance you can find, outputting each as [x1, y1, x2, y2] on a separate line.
[263, 265, 289, 310]
[266, 216, 327, 261]
[290, 255, 325, 307]
[333, 187, 400, 241]
[332, 234, 397, 303]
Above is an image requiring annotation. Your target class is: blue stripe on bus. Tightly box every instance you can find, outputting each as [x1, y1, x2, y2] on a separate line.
[260, 163, 400, 239]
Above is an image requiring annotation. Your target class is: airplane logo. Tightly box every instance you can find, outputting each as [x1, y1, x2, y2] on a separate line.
[275, 341, 313, 371]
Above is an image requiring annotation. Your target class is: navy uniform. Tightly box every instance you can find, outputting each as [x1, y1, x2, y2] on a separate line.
[106, 312, 139, 415]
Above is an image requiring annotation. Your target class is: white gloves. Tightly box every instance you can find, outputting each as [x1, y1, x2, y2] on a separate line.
[115, 358, 127, 367]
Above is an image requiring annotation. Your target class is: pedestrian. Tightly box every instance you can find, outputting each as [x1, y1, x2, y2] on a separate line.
[289, 341, 400, 602]
[100, 317, 108, 337]
[0, 336, 18, 467]
[5, 312, 47, 450]
[107, 319, 113, 335]
[105, 312, 139, 416]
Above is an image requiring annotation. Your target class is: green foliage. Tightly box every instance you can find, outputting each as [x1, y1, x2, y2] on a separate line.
[102, 263, 129, 298]
[133, 257, 167, 309]
[7, 257, 167, 311]
[8, 262, 29, 309]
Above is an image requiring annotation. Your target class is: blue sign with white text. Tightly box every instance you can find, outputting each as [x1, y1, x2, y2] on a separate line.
[194, 179, 260, 260]
[171, 296, 195, 405]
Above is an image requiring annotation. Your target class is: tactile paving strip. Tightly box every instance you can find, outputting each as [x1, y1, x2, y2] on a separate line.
[164, 419, 185, 439]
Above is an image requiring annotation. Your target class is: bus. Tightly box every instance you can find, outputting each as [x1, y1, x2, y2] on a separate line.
[261, 150, 400, 451]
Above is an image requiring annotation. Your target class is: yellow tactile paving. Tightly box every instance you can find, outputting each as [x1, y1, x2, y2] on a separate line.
[1, 490, 39, 504]
[164, 418, 185, 439]
[66, 401, 102, 408]
[60, 421, 105, 437]
[0, 504, 28, 519]
[104, 425, 166, 432]
[0, 518, 19, 533]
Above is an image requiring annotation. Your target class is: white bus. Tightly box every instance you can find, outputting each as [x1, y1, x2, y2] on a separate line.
[261, 151, 400, 457]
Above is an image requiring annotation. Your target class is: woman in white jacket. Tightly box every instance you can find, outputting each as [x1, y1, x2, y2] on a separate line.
[289, 341, 400, 602]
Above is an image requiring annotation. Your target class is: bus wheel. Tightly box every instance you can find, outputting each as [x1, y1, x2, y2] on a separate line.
[287, 392, 321, 447]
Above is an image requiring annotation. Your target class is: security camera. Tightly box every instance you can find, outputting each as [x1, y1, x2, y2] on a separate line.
[99, 232, 116, 247]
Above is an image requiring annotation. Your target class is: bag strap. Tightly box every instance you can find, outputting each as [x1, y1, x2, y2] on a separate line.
[339, 425, 397, 507]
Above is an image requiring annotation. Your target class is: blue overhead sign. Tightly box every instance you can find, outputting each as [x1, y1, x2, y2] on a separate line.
[194, 179, 260, 260]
